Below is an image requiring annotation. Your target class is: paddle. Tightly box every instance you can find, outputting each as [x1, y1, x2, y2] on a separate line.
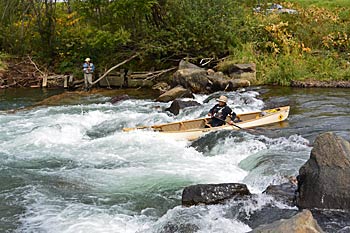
[123, 125, 153, 132]
[211, 116, 256, 133]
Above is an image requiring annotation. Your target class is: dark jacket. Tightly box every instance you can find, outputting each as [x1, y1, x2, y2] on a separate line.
[209, 104, 236, 127]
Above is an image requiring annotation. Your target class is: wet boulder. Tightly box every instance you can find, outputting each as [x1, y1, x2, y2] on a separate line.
[250, 209, 324, 233]
[310, 208, 350, 232]
[165, 99, 201, 115]
[182, 183, 251, 207]
[156, 86, 194, 102]
[239, 206, 298, 230]
[161, 222, 199, 233]
[110, 94, 130, 104]
[297, 132, 350, 210]
[263, 180, 298, 206]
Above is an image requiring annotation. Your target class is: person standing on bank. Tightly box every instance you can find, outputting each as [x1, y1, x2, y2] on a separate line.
[83, 58, 95, 90]
[207, 95, 237, 127]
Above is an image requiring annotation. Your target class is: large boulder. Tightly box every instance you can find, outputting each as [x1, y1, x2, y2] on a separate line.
[173, 69, 210, 93]
[209, 76, 250, 92]
[216, 62, 256, 83]
[297, 132, 350, 210]
[156, 86, 194, 102]
[165, 99, 201, 115]
[178, 59, 204, 70]
[173, 68, 250, 93]
[250, 209, 324, 233]
[182, 183, 251, 207]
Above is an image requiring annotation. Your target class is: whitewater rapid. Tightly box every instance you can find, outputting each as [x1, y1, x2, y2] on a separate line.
[0, 90, 312, 233]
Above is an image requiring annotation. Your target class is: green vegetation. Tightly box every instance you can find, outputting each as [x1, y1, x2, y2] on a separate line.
[288, 0, 350, 8]
[0, 53, 8, 71]
[0, 0, 350, 86]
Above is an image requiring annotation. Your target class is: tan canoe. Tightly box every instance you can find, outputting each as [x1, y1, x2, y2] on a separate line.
[123, 106, 290, 141]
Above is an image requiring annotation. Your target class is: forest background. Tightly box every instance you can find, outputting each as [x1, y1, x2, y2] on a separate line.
[0, 0, 350, 86]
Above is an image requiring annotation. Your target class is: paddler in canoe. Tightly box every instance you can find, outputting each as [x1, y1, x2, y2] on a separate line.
[206, 95, 238, 127]
[123, 95, 290, 141]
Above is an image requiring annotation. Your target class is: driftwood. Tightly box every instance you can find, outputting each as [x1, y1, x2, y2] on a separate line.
[128, 67, 176, 81]
[0, 82, 17, 89]
[46, 75, 67, 80]
[91, 54, 139, 86]
[28, 55, 46, 76]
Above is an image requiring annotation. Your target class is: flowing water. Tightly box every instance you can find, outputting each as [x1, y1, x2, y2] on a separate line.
[0, 87, 349, 233]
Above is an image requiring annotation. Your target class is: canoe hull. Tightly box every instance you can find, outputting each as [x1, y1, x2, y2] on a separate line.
[123, 106, 290, 141]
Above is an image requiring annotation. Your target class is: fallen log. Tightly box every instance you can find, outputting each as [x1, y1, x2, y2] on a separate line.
[144, 67, 177, 80]
[128, 67, 176, 80]
[91, 53, 139, 86]
[27, 55, 46, 76]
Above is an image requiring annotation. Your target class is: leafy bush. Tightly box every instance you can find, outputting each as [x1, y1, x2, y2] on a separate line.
[1, 0, 350, 85]
[140, 0, 250, 63]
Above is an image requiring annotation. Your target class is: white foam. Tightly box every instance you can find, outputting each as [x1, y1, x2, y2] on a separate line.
[147, 205, 251, 233]
[19, 188, 155, 233]
[0, 91, 311, 233]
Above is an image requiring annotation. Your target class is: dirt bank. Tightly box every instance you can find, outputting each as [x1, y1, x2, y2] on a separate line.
[291, 80, 350, 88]
[0, 57, 66, 89]
[0, 57, 41, 88]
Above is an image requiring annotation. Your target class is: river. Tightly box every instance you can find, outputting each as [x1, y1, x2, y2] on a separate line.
[0, 87, 349, 233]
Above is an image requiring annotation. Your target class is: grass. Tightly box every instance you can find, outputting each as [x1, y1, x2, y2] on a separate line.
[286, 0, 350, 8]
[0, 53, 8, 71]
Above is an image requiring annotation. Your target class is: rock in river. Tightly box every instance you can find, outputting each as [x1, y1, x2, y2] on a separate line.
[297, 132, 350, 210]
[182, 183, 251, 207]
[250, 209, 324, 233]
[165, 99, 201, 115]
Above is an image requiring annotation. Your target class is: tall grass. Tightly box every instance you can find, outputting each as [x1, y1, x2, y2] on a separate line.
[287, 0, 350, 8]
[0, 53, 8, 71]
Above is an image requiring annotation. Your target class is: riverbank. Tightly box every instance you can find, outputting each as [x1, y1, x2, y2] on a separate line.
[2, 57, 350, 91]
[2, 1, 350, 89]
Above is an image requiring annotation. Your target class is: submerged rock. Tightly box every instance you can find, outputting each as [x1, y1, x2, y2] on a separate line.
[160, 222, 199, 233]
[165, 99, 201, 115]
[250, 209, 324, 233]
[297, 132, 350, 210]
[182, 183, 251, 207]
[110, 94, 130, 104]
[263, 181, 297, 206]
